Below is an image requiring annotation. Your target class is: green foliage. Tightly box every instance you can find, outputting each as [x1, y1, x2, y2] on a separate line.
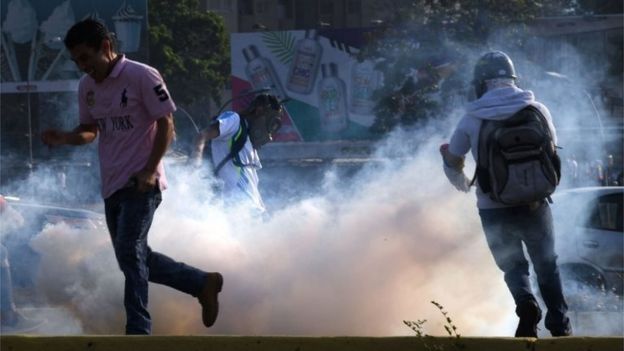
[404, 301, 465, 351]
[539, 0, 623, 15]
[430, 300, 462, 342]
[361, 0, 622, 135]
[361, 0, 583, 134]
[262, 31, 296, 65]
[148, 0, 230, 107]
[403, 319, 428, 337]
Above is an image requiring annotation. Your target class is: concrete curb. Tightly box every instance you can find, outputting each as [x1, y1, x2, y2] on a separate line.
[1, 336, 622, 351]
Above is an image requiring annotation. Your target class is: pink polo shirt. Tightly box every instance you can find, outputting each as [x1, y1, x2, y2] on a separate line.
[78, 55, 176, 199]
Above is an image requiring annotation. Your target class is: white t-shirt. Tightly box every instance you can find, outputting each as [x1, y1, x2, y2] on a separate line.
[211, 111, 265, 212]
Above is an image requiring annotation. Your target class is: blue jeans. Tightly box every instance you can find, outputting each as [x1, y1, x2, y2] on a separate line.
[479, 201, 571, 335]
[104, 186, 207, 334]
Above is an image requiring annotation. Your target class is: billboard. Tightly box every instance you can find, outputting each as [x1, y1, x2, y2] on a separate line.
[0, 0, 148, 93]
[231, 29, 381, 142]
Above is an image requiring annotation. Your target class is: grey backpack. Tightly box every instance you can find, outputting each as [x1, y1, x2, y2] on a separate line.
[473, 105, 561, 205]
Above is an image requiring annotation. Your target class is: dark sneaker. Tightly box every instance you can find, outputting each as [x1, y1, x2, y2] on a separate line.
[551, 322, 573, 337]
[515, 300, 542, 338]
[551, 329, 572, 337]
[197, 272, 223, 327]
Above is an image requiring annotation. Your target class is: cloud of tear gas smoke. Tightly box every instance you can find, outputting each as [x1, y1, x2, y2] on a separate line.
[3, 22, 621, 337]
[29, 223, 124, 334]
[467, 29, 624, 336]
[487, 32, 622, 188]
[25, 131, 517, 336]
[1, 161, 100, 205]
[1, 91, 101, 206]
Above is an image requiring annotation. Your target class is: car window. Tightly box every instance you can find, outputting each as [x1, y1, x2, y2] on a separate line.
[586, 193, 623, 232]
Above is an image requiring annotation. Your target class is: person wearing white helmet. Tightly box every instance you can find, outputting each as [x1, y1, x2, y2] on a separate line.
[440, 51, 572, 338]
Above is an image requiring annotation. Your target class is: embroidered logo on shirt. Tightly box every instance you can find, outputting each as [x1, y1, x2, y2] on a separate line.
[86, 91, 95, 107]
[120, 88, 128, 108]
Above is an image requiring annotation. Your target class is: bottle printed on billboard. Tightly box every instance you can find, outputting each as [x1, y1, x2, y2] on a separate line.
[318, 63, 347, 133]
[349, 59, 379, 115]
[243, 44, 288, 101]
[286, 29, 322, 95]
[231, 29, 381, 142]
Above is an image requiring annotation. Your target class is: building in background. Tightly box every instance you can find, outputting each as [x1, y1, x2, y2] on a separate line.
[526, 14, 623, 165]
[200, 0, 386, 33]
[528, 14, 623, 123]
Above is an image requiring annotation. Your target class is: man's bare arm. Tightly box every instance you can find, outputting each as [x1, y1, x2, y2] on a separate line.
[191, 123, 220, 161]
[132, 114, 174, 191]
[440, 143, 470, 192]
[41, 124, 98, 146]
[144, 114, 174, 173]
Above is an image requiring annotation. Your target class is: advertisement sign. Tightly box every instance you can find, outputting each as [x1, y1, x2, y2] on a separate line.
[231, 29, 381, 142]
[0, 0, 148, 93]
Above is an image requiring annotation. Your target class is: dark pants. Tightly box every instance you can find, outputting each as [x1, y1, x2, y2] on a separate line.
[479, 201, 571, 335]
[104, 186, 207, 335]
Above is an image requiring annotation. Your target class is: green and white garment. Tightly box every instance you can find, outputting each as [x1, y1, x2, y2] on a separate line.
[211, 111, 265, 212]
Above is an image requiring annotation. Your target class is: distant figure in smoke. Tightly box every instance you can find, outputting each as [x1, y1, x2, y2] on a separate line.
[191, 94, 283, 213]
[604, 154, 620, 186]
[565, 155, 579, 188]
[0, 196, 44, 332]
[440, 51, 572, 337]
[592, 159, 605, 186]
[41, 19, 222, 335]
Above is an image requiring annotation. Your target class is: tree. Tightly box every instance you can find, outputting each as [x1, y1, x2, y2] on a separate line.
[539, 0, 623, 15]
[148, 0, 230, 107]
[360, 0, 592, 134]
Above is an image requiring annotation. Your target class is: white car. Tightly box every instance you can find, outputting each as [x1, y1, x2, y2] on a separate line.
[1, 195, 106, 293]
[550, 186, 623, 310]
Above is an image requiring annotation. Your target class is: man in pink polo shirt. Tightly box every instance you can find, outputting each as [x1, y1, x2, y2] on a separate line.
[41, 19, 222, 335]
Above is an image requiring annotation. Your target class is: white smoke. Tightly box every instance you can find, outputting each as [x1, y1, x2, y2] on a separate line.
[1, 21, 621, 338]
[489, 33, 620, 189]
[25, 131, 517, 336]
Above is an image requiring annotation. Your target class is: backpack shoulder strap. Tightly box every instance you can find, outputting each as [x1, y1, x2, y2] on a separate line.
[522, 104, 561, 188]
[213, 118, 250, 176]
[471, 118, 496, 188]
[470, 119, 488, 187]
